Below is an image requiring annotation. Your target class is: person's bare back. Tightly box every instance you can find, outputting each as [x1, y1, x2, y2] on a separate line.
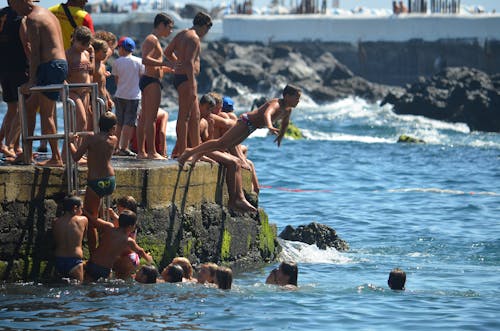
[25, 5, 66, 67]
[84, 210, 153, 282]
[11, 0, 67, 167]
[168, 29, 201, 77]
[71, 112, 117, 180]
[52, 195, 87, 282]
[53, 213, 88, 259]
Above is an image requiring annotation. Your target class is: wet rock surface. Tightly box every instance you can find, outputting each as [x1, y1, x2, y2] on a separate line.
[279, 222, 349, 251]
[381, 67, 500, 132]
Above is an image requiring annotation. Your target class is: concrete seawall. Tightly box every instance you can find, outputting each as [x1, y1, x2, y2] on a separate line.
[0, 160, 279, 282]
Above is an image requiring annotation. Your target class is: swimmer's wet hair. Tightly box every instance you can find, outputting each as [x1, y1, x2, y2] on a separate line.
[216, 266, 233, 290]
[193, 12, 212, 27]
[99, 111, 117, 132]
[280, 261, 298, 286]
[118, 210, 137, 228]
[62, 195, 82, 212]
[283, 84, 301, 97]
[165, 264, 183, 283]
[172, 257, 193, 279]
[140, 266, 159, 284]
[388, 268, 406, 290]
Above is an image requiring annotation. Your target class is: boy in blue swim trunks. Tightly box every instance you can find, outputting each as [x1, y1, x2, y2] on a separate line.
[178, 84, 302, 166]
[84, 210, 153, 282]
[52, 195, 88, 282]
[70, 111, 118, 256]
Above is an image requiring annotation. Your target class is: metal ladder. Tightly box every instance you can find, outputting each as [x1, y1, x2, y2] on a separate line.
[18, 83, 106, 196]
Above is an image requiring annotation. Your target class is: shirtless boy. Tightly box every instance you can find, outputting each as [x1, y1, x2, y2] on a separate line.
[198, 94, 256, 212]
[164, 11, 212, 158]
[69, 111, 118, 255]
[52, 195, 88, 282]
[66, 26, 93, 134]
[136, 13, 174, 160]
[11, 0, 68, 167]
[178, 84, 302, 166]
[84, 210, 153, 282]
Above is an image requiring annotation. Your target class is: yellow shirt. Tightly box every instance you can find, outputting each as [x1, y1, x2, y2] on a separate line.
[49, 4, 95, 50]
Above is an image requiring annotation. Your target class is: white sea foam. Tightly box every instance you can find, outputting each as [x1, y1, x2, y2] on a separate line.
[277, 238, 352, 264]
[301, 129, 393, 144]
[163, 96, 499, 149]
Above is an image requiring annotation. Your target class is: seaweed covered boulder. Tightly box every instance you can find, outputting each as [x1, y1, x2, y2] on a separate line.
[279, 222, 349, 251]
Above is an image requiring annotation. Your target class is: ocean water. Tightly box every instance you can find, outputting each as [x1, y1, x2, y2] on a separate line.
[1, 96, 499, 330]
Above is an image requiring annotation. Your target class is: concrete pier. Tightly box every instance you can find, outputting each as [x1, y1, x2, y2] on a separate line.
[0, 159, 279, 282]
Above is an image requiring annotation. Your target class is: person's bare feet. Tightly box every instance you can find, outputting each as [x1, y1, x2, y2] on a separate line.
[136, 152, 148, 159]
[147, 152, 166, 160]
[0, 145, 16, 158]
[229, 198, 257, 213]
[10, 153, 34, 165]
[36, 158, 63, 167]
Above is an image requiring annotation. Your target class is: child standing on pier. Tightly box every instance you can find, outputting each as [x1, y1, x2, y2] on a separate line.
[66, 26, 94, 137]
[112, 37, 144, 156]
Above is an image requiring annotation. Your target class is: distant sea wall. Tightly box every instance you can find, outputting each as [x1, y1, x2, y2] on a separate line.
[95, 13, 500, 87]
[223, 14, 500, 43]
[222, 14, 500, 86]
[278, 39, 500, 86]
[0, 163, 278, 282]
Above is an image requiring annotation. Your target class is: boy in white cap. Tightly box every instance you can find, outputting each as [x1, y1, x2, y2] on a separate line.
[112, 37, 144, 156]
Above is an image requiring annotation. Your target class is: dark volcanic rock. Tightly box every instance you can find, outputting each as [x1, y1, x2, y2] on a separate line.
[381, 67, 500, 132]
[279, 222, 349, 251]
[197, 41, 395, 104]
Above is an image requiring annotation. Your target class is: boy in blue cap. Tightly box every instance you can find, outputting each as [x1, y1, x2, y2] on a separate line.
[222, 96, 238, 121]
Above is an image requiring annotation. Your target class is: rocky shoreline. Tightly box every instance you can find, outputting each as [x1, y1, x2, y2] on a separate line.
[381, 67, 500, 132]
[153, 41, 399, 110]
[183, 41, 498, 133]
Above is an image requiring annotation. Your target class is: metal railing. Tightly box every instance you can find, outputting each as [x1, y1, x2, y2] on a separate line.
[18, 83, 106, 195]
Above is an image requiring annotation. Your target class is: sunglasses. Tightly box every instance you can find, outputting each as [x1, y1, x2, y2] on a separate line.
[206, 22, 213, 30]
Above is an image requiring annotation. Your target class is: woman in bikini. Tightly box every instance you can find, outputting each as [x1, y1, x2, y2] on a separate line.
[66, 26, 93, 138]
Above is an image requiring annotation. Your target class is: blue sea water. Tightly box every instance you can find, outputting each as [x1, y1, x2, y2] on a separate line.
[1, 96, 499, 330]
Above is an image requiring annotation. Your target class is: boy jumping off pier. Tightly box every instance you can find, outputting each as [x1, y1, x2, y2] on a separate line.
[178, 84, 301, 166]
